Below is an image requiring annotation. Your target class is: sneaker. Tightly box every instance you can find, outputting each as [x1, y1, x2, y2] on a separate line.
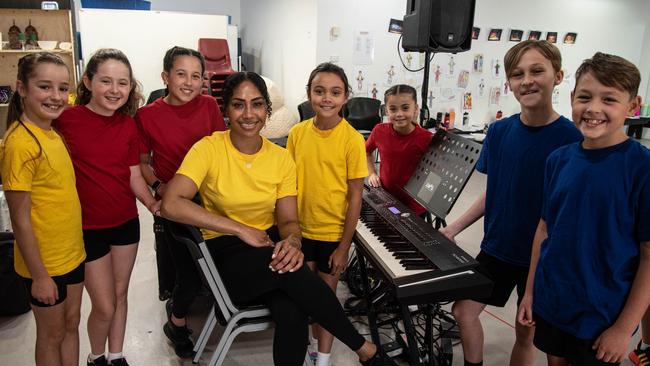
[306, 338, 317, 365]
[108, 358, 130, 366]
[163, 320, 194, 358]
[87, 356, 108, 366]
[629, 342, 650, 366]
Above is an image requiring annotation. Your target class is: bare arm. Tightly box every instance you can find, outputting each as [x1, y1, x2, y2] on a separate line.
[593, 241, 650, 363]
[129, 165, 159, 214]
[139, 152, 167, 196]
[517, 218, 548, 327]
[440, 190, 486, 241]
[270, 195, 304, 273]
[329, 178, 364, 276]
[5, 191, 58, 304]
[366, 151, 380, 187]
[160, 173, 271, 247]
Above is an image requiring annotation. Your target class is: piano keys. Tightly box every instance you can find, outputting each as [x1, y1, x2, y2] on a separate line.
[354, 186, 492, 305]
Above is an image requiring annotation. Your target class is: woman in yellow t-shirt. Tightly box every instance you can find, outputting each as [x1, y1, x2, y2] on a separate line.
[162, 72, 381, 366]
[1, 53, 85, 366]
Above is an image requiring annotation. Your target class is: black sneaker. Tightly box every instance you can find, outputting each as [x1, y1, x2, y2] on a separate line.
[108, 358, 130, 366]
[87, 356, 108, 366]
[163, 320, 194, 358]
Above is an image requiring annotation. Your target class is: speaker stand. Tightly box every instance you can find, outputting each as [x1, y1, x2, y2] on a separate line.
[419, 50, 435, 128]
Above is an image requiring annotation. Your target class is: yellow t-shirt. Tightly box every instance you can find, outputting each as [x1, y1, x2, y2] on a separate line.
[287, 118, 368, 241]
[177, 130, 297, 240]
[0, 121, 85, 278]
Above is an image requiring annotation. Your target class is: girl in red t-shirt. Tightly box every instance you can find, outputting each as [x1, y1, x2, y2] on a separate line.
[135, 46, 226, 358]
[55, 48, 158, 366]
[365, 84, 433, 216]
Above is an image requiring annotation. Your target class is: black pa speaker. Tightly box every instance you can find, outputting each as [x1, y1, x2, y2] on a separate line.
[402, 0, 476, 53]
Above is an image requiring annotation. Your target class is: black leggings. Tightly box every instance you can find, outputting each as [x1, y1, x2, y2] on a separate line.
[206, 229, 366, 366]
[155, 217, 202, 319]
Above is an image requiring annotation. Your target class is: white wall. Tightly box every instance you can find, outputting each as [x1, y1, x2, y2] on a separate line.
[78, 9, 229, 98]
[240, 0, 317, 115]
[150, 0, 241, 25]
[73, 0, 241, 25]
[315, 0, 649, 126]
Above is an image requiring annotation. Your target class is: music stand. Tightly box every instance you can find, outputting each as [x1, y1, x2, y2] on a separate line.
[404, 129, 482, 229]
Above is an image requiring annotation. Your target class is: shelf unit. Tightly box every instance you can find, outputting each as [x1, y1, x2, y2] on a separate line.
[0, 8, 77, 136]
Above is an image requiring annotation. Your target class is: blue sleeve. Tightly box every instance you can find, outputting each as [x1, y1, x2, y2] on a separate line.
[540, 152, 557, 222]
[637, 169, 650, 242]
[475, 127, 491, 174]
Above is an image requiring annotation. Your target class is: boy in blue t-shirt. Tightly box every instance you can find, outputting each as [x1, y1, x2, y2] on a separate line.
[441, 40, 582, 366]
[517, 52, 650, 366]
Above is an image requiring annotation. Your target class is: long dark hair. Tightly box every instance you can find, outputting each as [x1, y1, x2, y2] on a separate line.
[76, 48, 144, 116]
[5, 52, 69, 161]
[222, 72, 272, 118]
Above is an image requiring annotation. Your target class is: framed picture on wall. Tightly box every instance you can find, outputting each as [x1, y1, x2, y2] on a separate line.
[472, 27, 480, 40]
[564, 32, 577, 44]
[546, 32, 558, 43]
[528, 31, 542, 40]
[388, 18, 403, 34]
[488, 28, 502, 41]
[509, 29, 523, 42]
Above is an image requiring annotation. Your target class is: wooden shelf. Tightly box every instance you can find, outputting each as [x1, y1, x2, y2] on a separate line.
[0, 49, 72, 54]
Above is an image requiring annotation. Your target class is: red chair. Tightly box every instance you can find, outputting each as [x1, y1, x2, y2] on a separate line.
[198, 38, 235, 110]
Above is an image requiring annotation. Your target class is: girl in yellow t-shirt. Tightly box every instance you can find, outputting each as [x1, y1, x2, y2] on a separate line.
[287, 62, 368, 366]
[0, 53, 85, 366]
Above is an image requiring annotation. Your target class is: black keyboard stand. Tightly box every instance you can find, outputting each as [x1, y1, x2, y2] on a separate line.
[356, 251, 458, 366]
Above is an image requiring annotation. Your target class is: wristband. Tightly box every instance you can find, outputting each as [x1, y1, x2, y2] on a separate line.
[151, 180, 161, 192]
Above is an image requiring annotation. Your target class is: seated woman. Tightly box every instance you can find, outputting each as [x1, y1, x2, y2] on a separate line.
[161, 71, 381, 366]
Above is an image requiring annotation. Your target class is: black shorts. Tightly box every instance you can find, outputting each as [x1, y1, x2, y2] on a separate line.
[472, 251, 528, 307]
[22, 262, 85, 307]
[533, 314, 620, 366]
[83, 217, 140, 262]
[301, 238, 338, 274]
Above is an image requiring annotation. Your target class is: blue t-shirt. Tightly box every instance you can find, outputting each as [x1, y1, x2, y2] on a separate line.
[477, 114, 582, 266]
[533, 139, 650, 340]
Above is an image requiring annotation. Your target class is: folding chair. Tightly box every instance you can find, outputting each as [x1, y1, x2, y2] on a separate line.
[166, 221, 313, 366]
[166, 222, 273, 365]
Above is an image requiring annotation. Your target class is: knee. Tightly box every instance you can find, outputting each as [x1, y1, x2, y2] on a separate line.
[514, 324, 535, 346]
[39, 326, 66, 346]
[91, 298, 116, 322]
[114, 286, 129, 307]
[451, 302, 478, 325]
[65, 311, 81, 333]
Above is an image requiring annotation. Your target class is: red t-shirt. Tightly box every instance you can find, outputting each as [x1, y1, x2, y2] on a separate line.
[55, 105, 140, 229]
[365, 123, 433, 215]
[135, 95, 226, 183]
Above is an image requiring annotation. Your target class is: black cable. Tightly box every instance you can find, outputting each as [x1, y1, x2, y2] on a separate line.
[397, 34, 434, 72]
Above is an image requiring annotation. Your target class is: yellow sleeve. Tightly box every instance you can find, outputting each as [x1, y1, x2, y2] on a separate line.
[277, 152, 297, 199]
[1, 133, 40, 192]
[286, 126, 297, 159]
[346, 133, 369, 180]
[176, 138, 213, 190]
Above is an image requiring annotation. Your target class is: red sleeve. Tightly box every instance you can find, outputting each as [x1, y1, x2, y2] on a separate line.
[126, 117, 141, 166]
[134, 111, 151, 154]
[209, 98, 227, 132]
[365, 124, 379, 153]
